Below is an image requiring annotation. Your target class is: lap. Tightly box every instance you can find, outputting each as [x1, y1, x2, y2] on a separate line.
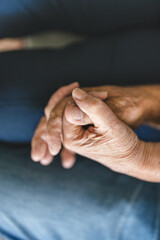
[0, 143, 159, 240]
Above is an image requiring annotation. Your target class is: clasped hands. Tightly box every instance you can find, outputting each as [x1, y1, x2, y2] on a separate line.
[31, 82, 154, 181]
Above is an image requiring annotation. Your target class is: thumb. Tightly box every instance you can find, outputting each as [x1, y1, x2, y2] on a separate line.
[62, 103, 84, 150]
[72, 88, 120, 133]
[65, 90, 108, 126]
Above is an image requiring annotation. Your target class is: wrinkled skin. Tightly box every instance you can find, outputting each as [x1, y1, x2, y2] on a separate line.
[31, 82, 79, 167]
[62, 88, 146, 179]
[31, 83, 150, 167]
[31, 82, 107, 167]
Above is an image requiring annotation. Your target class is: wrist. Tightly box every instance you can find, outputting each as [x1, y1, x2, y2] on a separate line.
[142, 85, 160, 124]
[125, 139, 146, 180]
[135, 141, 160, 182]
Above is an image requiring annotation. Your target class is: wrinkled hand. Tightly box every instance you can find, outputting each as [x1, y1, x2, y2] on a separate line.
[62, 88, 145, 179]
[31, 83, 108, 167]
[46, 84, 149, 166]
[31, 84, 149, 168]
[31, 82, 79, 167]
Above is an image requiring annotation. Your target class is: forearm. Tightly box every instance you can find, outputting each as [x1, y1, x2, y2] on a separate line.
[138, 141, 160, 182]
[143, 85, 160, 126]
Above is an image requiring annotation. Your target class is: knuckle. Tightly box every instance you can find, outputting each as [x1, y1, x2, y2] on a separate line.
[44, 107, 49, 116]
[46, 131, 52, 141]
[46, 125, 59, 139]
[96, 98, 103, 107]
[90, 97, 103, 110]
[51, 115, 61, 128]
[46, 133, 56, 146]
[49, 111, 61, 125]
[46, 120, 53, 135]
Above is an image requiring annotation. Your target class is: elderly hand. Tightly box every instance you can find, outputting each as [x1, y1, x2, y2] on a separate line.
[31, 82, 79, 166]
[31, 83, 107, 167]
[31, 82, 107, 167]
[62, 88, 147, 180]
[31, 84, 152, 167]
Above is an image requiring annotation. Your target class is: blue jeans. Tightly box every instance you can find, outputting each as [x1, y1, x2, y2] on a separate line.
[0, 0, 160, 239]
[0, 144, 160, 240]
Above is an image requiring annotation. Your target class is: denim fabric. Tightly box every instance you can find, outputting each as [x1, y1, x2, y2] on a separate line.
[0, 144, 159, 240]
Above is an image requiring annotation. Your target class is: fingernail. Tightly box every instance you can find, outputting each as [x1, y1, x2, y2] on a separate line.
[72, 106, 83, 120]
[72, 88, 88, 100]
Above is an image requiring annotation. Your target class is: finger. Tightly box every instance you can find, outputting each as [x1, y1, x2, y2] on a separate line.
[62, 105, 84, 150]
[40, 149, 54, 166]
[65, 91, 108, 125]
[46, 89, 108, 155]
[31, 117, 47, 161]
[46, 88, 107, 154]
[32, 116, 47, 137]
[46, 99, 68, 155]
[46, 129, 62, 156]
[31, 138, 47, 162]
[60, 147, 76, 169]
[72, 88, 120, 133]
[45, 82, 79, 120]
[65, 100, 91, 125]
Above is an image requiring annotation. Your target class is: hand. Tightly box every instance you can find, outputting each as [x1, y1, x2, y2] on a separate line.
[62, 88, 146, 180]
[103, 85, 151, 128]
[46, 84, 149, 165]
[31, 83, 108, 167]
[31, 82, 79, 166]
[46, 90, 108, 166]
[31, 84, 150, 167]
